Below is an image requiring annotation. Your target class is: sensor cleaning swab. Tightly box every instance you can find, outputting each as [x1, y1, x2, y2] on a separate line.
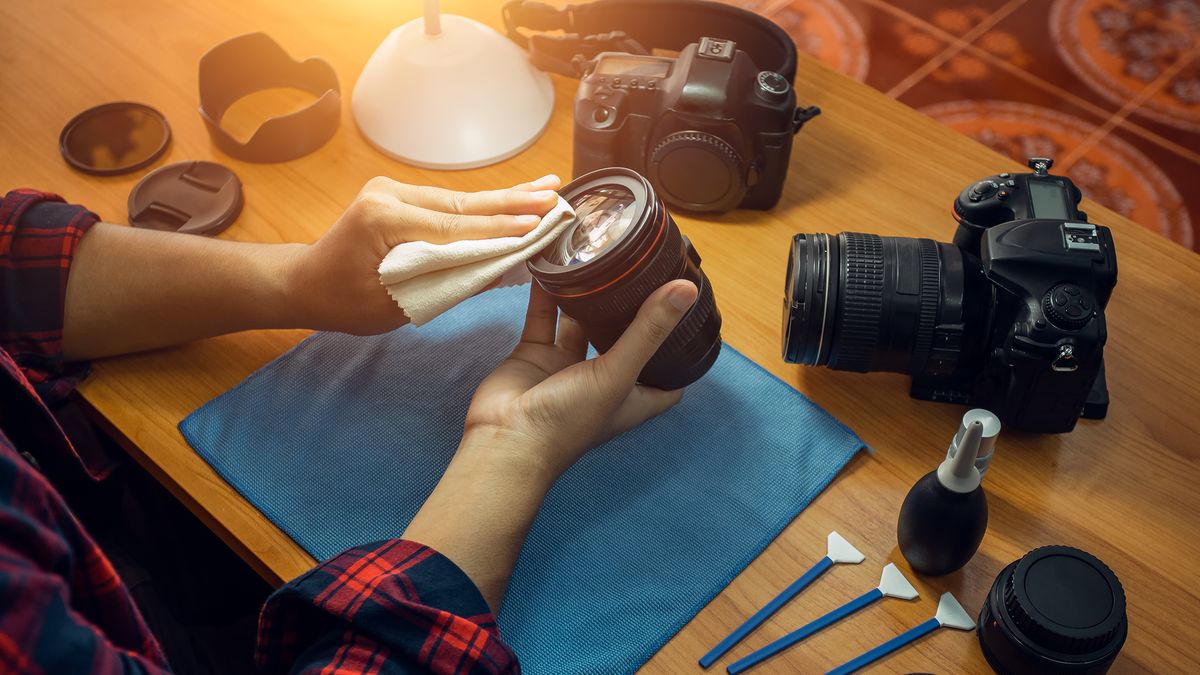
[700, 532, 864, 668]
[726, 563, 918, 674]
[826, 592, 975, 675]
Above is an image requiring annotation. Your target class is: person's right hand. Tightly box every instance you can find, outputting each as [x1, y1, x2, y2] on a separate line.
[286, 174, 561, 336]
[459, 280, 699, 482]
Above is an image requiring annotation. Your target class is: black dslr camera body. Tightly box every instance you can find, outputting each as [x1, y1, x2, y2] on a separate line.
[574, 37, 819, 213]
[782, 158, 1118, 433]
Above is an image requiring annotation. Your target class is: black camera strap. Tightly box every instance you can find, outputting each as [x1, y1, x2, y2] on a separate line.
[502, 0, 799, 81]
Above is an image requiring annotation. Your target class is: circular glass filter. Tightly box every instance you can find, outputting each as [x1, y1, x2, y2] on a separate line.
[59, 101, 171, 176]
[546, 185, 638, 266]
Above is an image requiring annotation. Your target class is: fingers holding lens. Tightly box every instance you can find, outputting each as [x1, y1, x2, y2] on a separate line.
[556, 313, 588, 359]
[510, 174, 561, 192]
[366, 175, 559, 216]
[521, 284, 560, 345]
[388, 201, 541, 244]
[600, 280, 698, 387]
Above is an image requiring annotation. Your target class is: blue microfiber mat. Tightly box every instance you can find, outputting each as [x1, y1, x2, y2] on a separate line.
[180, 284, 863, 674]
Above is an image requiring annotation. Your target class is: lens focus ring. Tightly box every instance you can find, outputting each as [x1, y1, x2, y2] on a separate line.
[827, 233, 884, 372]
[908, 238, 941, 376]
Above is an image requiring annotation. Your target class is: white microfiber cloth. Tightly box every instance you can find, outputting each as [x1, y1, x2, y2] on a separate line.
[379, 196, 576, 325]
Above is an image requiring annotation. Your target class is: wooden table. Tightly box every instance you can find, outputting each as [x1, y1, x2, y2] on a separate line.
[3, 1, 1198, 672]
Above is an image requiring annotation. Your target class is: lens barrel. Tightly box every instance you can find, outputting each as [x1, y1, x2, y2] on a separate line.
[528, 168, 722, 389]
[782, 232, 966, 378]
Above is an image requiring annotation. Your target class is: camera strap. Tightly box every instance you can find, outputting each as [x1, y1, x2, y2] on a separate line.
[502, 0, 799, 81]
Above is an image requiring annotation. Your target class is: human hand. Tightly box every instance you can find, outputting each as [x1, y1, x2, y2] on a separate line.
[286, 174, 562, 335]
[459, 280, 700, 483]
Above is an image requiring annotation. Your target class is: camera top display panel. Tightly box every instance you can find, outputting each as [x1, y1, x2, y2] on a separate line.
[1028, 179, 1073, 220]
[593, 54, 674, 88]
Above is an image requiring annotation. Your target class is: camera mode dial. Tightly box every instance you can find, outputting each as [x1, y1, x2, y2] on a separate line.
[755, 71, 790, 102]
[1042, 283, 1095, 330]
[649, 131, 745, 212]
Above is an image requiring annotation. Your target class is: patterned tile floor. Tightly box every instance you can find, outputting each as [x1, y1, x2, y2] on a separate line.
[734, 0, 1200, 250]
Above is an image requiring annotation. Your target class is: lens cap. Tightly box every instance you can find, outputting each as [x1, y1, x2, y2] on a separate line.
[60, 101, 171, 176]
[127, 161, 243, 236]
[979, 545, 1127, 674]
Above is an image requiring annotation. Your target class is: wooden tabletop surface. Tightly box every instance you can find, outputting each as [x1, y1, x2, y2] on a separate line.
[3, 0, 1198, 672]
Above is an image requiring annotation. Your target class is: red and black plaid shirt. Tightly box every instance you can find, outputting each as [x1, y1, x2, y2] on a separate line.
[0, 189, 518, 674]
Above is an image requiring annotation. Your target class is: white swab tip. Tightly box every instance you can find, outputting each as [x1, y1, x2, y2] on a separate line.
[827, 531, 865, 565]
[934, 592, 975, 630]
[878, 563, 919, 600]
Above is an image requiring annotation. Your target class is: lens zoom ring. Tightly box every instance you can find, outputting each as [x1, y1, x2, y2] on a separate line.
[829, 233, 884, 372]
[909, 238, 941, 375]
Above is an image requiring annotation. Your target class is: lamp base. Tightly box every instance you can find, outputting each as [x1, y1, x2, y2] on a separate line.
[352, 14, 554, 170]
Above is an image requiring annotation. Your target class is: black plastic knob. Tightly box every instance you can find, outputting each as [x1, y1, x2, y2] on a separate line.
[1042, 283, 1094, 330]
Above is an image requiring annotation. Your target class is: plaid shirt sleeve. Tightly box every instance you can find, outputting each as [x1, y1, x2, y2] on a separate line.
[0, 188, 98, 404]
[1, 355, 172, 674]
[256, 539, 520, 674]
[1, 189, 519, 674]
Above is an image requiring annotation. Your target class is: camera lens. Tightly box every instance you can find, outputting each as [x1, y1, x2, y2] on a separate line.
[782, 232, 973, 378]
[528, 168, 722, 389]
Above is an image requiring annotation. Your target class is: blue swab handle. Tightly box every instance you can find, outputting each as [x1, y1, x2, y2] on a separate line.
[727, 588, 883, 674]
[699, 556, 835, 668]
[826, 617, 940, 675]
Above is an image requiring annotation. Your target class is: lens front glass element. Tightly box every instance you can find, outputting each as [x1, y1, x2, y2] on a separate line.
[546, 186, 638, 266]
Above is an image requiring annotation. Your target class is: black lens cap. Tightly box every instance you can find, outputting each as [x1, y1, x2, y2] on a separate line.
[128, 161, 243, 236]
[60, 101, 171, 176]
[979, 546, 1127, 674]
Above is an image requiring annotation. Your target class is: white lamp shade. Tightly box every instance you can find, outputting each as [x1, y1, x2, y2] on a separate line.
[352, 14, 555, 170]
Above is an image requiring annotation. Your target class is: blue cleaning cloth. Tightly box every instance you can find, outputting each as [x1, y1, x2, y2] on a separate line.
[180, 284, 863, 674]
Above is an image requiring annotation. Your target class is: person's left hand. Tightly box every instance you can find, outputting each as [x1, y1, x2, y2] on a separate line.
[286, 174, 562, 335]
[459, 280, 698, 482]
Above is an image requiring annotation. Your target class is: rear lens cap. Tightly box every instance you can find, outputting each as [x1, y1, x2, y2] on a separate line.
[979, 545, 1127, 674]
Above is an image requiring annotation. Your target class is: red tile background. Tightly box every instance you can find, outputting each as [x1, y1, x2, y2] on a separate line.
[752, 0, 1200, 250]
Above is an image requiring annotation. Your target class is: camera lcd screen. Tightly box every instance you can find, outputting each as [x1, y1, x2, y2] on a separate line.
[546, 186, 639, 267]
[1029, 180, 1071, 219]
[595, 56, 671, 78]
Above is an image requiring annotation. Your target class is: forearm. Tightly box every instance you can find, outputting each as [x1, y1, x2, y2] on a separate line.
[62, 223, 305, 360]
[402, 429, 557, 612]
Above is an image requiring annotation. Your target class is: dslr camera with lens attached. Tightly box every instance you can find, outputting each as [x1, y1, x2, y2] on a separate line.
[502, 0, 819, 213]
[573, 37, 819, 213]
[782, 158, 1118, 433]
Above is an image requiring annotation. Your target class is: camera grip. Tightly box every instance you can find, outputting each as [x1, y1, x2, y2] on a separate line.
[743, 129, 794, 210]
